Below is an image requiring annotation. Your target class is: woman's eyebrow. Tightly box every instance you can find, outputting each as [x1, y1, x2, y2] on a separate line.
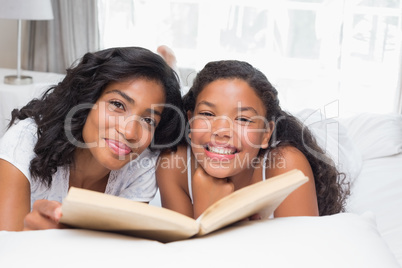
[145, 108, 162, 117]
[105, 89, 134, 104]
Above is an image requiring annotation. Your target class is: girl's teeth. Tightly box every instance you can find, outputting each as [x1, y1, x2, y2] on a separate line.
[208, 146, 235, 155]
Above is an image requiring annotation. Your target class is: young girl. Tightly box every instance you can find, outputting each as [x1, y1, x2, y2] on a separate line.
[157, 60, 349, 219]
[0, 46, 184, 231]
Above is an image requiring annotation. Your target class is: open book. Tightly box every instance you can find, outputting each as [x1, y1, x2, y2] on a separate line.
[60, 169, 308, 242]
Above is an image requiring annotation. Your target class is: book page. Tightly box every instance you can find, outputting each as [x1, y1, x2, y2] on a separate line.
[60, 187, 199, 243]
[196, 169, 308, 236]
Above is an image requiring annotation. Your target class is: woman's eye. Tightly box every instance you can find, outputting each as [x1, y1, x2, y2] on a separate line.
[108, 100, 125, 110]
[142, 117, 157, 127]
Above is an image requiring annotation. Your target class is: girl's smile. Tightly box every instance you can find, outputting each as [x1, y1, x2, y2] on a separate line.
[204, 143, 238, 160]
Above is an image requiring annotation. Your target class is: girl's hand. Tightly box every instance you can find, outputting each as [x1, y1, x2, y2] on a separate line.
[192, 166, 234, 218]
[23, 200, 66, 230]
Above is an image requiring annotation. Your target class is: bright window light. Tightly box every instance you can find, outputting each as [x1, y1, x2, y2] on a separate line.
[98, 0, 402, 117]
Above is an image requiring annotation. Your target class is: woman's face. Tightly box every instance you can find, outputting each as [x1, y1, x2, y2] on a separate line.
[189, 78, 273, 179]
[82, 78, 165, 170]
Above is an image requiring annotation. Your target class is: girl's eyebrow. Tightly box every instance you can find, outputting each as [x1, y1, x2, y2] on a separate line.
[197, 100, 258, 115]
[105, 89, 134, 104]
[237, 106, 258, 115]
[196, 100, 215, 108]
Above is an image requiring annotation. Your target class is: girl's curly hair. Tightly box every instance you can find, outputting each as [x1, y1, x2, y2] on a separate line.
[183, 60, 350, 215]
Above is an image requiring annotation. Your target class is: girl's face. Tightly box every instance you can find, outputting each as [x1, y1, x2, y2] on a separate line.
[189, 78, 273, 179]
[82, 78, 165, 170]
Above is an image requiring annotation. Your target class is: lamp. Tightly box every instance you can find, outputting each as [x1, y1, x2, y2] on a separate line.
[0, 0, 53, 85]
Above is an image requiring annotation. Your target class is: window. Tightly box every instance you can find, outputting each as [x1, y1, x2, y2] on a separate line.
[98, 0, 402, 117]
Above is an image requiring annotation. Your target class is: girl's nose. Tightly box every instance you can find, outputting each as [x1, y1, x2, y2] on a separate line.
[211, 116, 233, 138]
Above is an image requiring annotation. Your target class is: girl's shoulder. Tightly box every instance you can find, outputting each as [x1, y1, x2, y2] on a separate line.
[156, 144, 189, 185]
[157, 145, 188, 169]
[269, 144, 306, 159]
[265, 145, 312, 177]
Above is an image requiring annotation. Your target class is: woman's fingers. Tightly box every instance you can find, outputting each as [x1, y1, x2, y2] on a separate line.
[23, 200, 65, 230]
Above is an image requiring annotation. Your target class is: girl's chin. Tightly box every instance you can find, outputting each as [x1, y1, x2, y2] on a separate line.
[202, 165, 235, 179]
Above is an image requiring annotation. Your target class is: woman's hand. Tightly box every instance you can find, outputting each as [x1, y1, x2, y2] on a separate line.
[192, 166, 234, 219]
[23, 200, 66, 230]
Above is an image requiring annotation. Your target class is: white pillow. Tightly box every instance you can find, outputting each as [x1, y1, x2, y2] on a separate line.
[346, 153, 402, 266]
[296, 109, 363, 182]
[340, 113, 402, 160]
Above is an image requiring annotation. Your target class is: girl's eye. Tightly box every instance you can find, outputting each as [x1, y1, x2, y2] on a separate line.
[237, 117, 254, 123]
[108, 100, 125, 111]
[199, 111, 214, 117]
[142, 117, 157, 127]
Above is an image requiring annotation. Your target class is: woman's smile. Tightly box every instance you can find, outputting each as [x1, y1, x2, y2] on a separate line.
[104, 138, 133, 156]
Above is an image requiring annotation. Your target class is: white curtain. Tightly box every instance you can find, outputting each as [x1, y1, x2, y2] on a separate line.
[27, 0, 99, 74]
[398, 44, 402, 114]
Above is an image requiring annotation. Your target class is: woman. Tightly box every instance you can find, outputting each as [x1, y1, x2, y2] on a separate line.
[0, 46, 184, 230]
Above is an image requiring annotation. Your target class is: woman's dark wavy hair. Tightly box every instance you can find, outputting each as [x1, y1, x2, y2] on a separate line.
[9, 46, 184, 187]
[182, 60, 350, 215]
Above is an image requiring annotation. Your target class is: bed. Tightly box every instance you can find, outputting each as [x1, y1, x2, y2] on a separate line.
[0, 106, 401, 266]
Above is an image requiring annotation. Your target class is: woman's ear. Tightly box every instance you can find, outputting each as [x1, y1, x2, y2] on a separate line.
[261, 121, 275, 149]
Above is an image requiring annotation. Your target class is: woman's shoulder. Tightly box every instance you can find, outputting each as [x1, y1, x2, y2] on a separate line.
[0, 118, 39, 183]
[0, 118, 37, 148]
[4, 118, 37, 135]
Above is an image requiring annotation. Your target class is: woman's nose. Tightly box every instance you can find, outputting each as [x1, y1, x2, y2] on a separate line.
[118, 115, 141, 142]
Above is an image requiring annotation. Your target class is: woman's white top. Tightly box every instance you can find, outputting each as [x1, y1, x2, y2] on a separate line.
[0, 118, 159, 209]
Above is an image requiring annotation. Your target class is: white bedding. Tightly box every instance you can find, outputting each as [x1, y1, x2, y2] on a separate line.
[346, 153, 402, 264]
[0, 112, 401, 268]
[0, 213, 399, 268]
